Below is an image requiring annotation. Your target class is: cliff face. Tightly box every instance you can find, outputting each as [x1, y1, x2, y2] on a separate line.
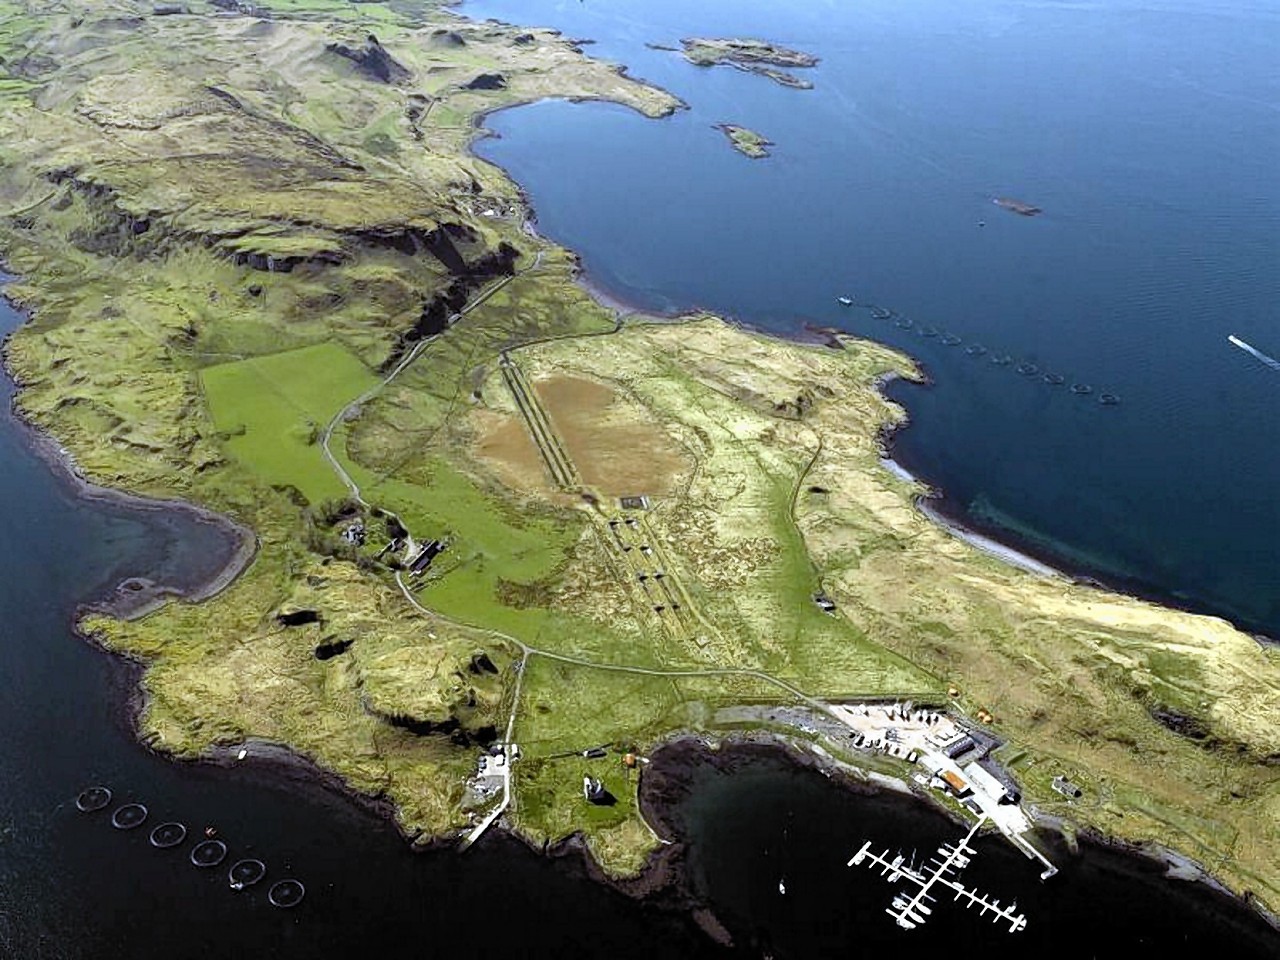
[0, 0, 679, 849]
[325, 34, 412, 84]
[3, 0, 1275, 924]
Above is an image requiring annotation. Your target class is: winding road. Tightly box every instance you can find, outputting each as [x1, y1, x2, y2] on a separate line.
[320, 244, 857, 845]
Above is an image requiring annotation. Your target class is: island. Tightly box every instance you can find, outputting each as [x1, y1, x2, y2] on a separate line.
[0, 0, 1277, 931]
[678, 37, 818, 89]
[994, 196, 1043, 216]
[715, 123, 774, 158]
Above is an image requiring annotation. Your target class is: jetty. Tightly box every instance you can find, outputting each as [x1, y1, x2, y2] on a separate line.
[850, 816, 1028, 932]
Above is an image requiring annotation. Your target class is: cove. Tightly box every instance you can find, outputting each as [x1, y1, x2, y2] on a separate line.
[2, 0, 1278, 951]
[3, 274, 1276, 955]
[0, 287, 720, 958]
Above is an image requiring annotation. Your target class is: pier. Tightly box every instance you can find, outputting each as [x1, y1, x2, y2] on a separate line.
[850, 816, 1028, 932]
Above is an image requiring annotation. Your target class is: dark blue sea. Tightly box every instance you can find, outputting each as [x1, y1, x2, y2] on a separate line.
[468, 0, 1280, 638]
[2, 0, 1279, 954]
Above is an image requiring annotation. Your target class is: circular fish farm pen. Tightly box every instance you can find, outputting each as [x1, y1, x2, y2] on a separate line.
[920, 326, 939, 338]
[229, 859, 267, 890]
[1071, 383, 1093, 395]
[869, 306, 892, 320]
[75, 786, 112, 813]
[110, 803, 148, 830]
[190, 839, 228, 868]
[941, 334, 962, 347]
[1017, 362, 1040, 377]
[1099, 393, 1121, 406]
[149, 822, 187, 849]
[894, 315, 913, 329]
[990, 354, 1013, 366]
[268, 879, 305, 909]
[1043, 373, 1066, 386]
[965, 344, 987, 357]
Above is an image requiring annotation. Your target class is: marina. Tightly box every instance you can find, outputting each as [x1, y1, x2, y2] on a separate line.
[850, 817, 1029, 932]
[728, 699, 1060, 877]
[0, 0, 1276, 954]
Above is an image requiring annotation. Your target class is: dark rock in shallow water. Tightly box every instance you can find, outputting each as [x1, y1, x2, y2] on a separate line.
[993, 196, 1043, 216]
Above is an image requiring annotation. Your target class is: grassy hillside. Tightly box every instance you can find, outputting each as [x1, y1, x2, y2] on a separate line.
[0, 0, 1277, 917]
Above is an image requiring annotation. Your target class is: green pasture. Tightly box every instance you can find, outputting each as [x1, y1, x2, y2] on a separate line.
[201, 342, 378, 504]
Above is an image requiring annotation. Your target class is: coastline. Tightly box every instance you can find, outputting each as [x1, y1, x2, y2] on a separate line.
[1, 358, 258, 623]
[0, 281, 257, 621]
[461, 115, 1280, 926]
[876, 378, 1280, 646]
[0, 6, 1272, 947]
[470, 91, 1280, 648]
[628, 734, 1280, 939]
[7, 249, 1280, 943]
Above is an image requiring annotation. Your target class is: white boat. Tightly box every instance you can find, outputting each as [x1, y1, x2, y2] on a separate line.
[836, 296, 854, 306]
[778, 878, 786, 895]
[1229, 334, 1280, 371]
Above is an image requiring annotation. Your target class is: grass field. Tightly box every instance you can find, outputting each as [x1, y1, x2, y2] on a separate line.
[202, 343, 379, 505]
[1, 0, 1278, 916]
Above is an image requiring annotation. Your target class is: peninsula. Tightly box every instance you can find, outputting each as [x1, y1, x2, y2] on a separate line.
[0, 0, 1277, 928]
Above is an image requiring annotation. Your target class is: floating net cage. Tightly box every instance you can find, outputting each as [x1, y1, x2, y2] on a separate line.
[76, 786, 112, 813]
[190, 839, 228, 868]
[834, 298, 1122, 404]
[150, 822, 187, 849]
[268, 879, 305, 909]
[228, 859, 267, 890]
[111, 803, 148, 830]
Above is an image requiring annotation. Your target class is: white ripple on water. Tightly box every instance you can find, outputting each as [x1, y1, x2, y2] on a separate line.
[1228, 335, 1280, 372]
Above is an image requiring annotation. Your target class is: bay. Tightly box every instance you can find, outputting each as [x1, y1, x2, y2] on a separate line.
[0, 290, 721, 958]
[3, 0, 1280, 952]
[467, 0, 1280, 638]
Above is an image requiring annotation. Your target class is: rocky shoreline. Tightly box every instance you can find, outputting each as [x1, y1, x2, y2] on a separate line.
[1, 300, 256, 624]
[622, 733, 1280, 940]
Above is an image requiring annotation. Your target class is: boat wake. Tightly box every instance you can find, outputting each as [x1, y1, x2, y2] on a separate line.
[1228, 334, 1280, 372]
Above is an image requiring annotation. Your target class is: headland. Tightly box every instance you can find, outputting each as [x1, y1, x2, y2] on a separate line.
[0, 0, 1277, 932]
